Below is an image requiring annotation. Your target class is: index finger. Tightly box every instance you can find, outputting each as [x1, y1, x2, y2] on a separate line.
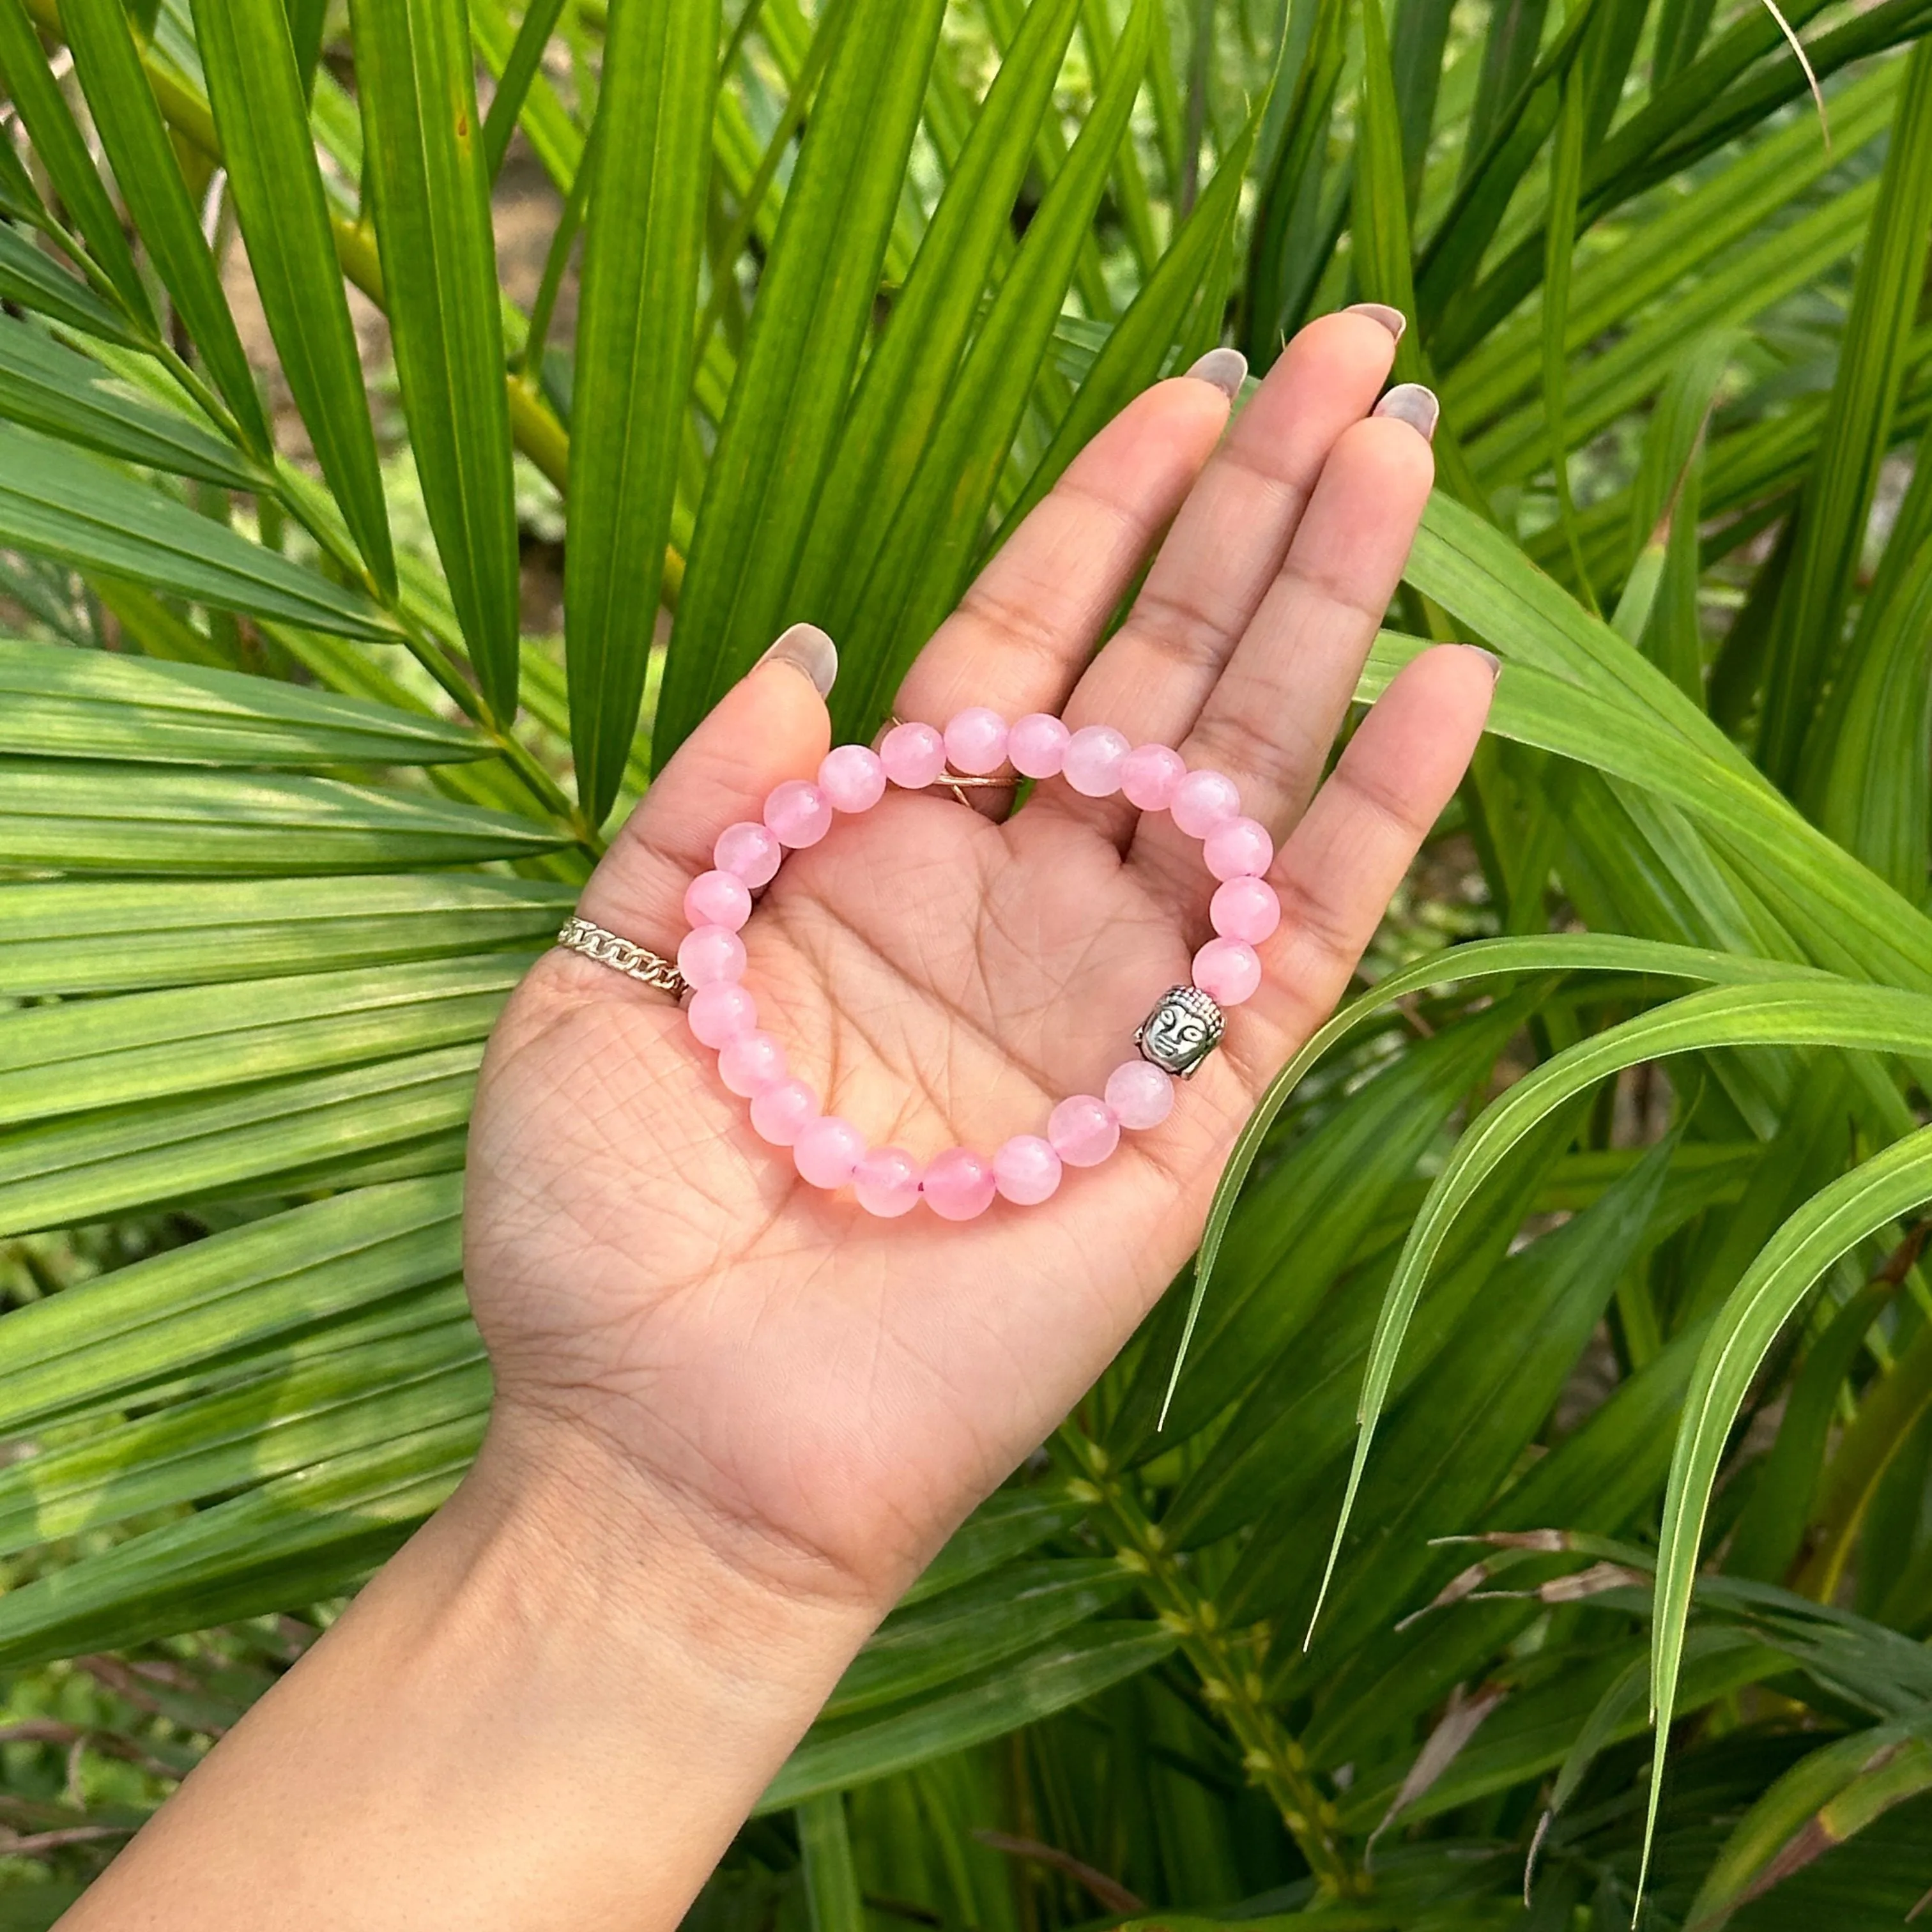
[893, 358, 1241, 732]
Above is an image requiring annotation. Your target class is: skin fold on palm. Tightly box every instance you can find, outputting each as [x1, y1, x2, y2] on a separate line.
[462, 309, 1497, 1620]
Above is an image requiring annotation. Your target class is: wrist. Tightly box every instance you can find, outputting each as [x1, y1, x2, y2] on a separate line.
[450, 1400, 887, 1708]
[69, 1406, 885, 1932]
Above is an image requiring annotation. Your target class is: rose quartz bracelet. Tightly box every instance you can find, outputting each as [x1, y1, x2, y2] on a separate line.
[676, 709, 1281, 1220]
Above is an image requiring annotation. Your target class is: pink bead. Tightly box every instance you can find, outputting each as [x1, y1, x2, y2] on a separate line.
[717, 1029, 786, 1097]
[1105, 1059, 1174, 1130]
[943, 707, 1009, 776]
[1204, 815, 1274, 881]
[1009, 712, 1070, 778]
[794, 1114, 865, 1190]
[1193, 937, 1262, 1006]
[1062, 724, 1131, 797]
[1171, 768, 1243, 838]
[854, 1146, 921, 1218]
[818, 743, 886, 814]
[1048, 1094, 1119, 1167]
[683, 868, 753, 931]
[750, 1078, 818, 1146]
[1211, 876, 1282, 944]
[1120, 742, 1186, 811]
[763, 778, 832, 849]
[880, 721, 947, 788]
[677, 923, 746, 988]
[993, 1134, 1062, 1206]
[687, 981, 758, 1048]
[922, 1147, 997, 1220]
[714, 820, 781, 889]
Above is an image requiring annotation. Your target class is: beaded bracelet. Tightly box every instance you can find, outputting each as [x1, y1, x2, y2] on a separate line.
[676, 709, 1282, 1220]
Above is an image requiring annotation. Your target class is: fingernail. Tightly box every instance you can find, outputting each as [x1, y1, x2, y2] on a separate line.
[1471, 647, 1503, 682]
[758, 621, 837, 697]
[1185, 346, 1248, 401]
[1373, 382, 1439, 442]
[1347, 302, 1407, 342]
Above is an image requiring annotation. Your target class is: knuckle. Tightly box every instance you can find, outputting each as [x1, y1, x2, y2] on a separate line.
[1124, 586, 1238, 679]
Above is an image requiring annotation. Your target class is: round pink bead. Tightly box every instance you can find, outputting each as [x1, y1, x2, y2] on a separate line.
[1009, 712, 1071, 778]
[1193, 937, 1262, 1006]
[1120, 742, 1186, 811]
[880, 720, 947, 789]
[763, 778, 832, 849]
[714, 820, 782, 889]
[794, 1114, 865, 1190]
[922, 1147, 997, 1220]
[1204, 815, 1275, 881]
[854, 1146, 921, 1218]
[677, 923, 746, 988]
[1105, 1059, 1175, 1130]
[750, 1078, 818, 1146]
[687, 981, 758, 1048]
[818, 743, 887, 814]
[1048, 1094, 1119, 1167]
[683, 868, 753, 931]
[1062, 724, 1131, 797]
[717, 1029, 786, 1098]
[993, 1133, 1062, 1206]
[1211, 876, 1282, 944]
[944, 707, 1009, 776]
[1171, 768, 1243, 838]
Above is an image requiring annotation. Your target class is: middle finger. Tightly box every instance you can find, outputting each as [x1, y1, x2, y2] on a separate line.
[1036, 306, 1402, 845]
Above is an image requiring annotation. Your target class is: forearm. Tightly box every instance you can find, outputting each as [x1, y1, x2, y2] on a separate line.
[60, 1416, 880, 1932]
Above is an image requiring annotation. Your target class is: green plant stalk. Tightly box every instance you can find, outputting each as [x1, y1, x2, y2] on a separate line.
[1053, 1425, 1360, 1897]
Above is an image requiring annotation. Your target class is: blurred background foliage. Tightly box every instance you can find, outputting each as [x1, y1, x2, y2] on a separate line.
[2, 0, 1932, 1924]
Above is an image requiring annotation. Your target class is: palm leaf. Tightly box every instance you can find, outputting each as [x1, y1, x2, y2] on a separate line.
[193, 0, 398, 594]
[349, 0, 521, 719]
[653, 0, 947, 761]
[63, 0, 273, 454]
[565, 0, 717, 827]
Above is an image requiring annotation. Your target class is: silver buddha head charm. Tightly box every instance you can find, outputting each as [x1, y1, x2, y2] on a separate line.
[1135, 984, 1225, 1079]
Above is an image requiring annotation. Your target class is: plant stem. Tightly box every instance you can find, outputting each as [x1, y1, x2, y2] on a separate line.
[1053, 1425, 1362, 1898]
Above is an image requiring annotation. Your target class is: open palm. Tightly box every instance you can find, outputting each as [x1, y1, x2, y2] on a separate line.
[463, 313, 1494, 1612]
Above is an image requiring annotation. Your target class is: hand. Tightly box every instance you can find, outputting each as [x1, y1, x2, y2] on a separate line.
[63, 315, 1494, 1932]
[463, 312, 1494, 1620]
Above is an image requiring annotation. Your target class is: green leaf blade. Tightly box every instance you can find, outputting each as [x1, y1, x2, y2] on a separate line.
[839, 0, 1156, 731]
[194, 0, 399, 594]
[0, 424, 399, 638]
[350, 0, 521, 719]
[565, 0, 717, 828]
[654, 0, 948, 763]
[0, 0, 153, 326]
[62, 0, 273, 454]
[0, 635, 485, 765]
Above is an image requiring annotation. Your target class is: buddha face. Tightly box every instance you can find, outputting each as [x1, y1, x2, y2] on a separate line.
[1134, 985, 1224, 1078]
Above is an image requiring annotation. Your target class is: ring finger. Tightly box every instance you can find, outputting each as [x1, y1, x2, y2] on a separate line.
[1128, 386, 1439, 915]
[1036, 306, 1404, 848]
